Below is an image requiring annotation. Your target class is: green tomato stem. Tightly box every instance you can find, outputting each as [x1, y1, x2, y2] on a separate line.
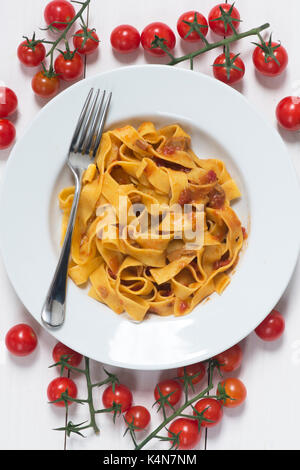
[168, 23, 270, 66]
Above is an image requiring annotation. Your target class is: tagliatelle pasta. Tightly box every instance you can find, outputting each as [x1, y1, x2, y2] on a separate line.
[59, 122, 245, 321]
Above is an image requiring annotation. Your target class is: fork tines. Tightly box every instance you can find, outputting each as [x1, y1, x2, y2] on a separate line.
[70, 88, 112, 158]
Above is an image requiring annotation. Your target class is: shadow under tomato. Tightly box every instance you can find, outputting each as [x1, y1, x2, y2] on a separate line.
[204, 415, 224, 446]
[276, 123, 300, 144]
[85, 48, 100, 67]
[112, 48, 141, 64]
[179, 38, 207, 57]
[143, 51, 170, 65]
[254, 69, 288, 90]
[0, 146, 14, 161]
[230, 80, 245, 94]
[33, 93, 56, 108]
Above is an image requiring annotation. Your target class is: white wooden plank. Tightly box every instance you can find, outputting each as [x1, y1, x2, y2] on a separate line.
[207, 262, 300, 449]
[0, 257, 64, 449]
[0, 0, 88, 450]
[205, 0, 300, 450]
[86, 0, 300, 451]
[206, 0, 300, 449]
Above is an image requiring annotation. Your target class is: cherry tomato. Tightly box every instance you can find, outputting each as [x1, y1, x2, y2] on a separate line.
[0, 119, 16, 150]
[102, 384, 133, 412]
[141, 22, 176, 56]
[32, 71, 60, 98]
[255, 309, 285, 341]
[218, 378, 247, 408]
[154, 379, 182, 407]
[276, 96, 300, 131]
[73, 28, 100, 55]
[110, 25, 140, 54]
[208, 3, 241, 37]
[253, 42, 288, 77]
[193, 398, 223, 428]
[125, 406, 151, 430]
[17, 39, 46, 67]
[177, 11, 208, 42]
[177, 362, 206, 385]
[214, 344, 242, 372]
[168, 418, 201, 450]
[52, 342, 83, 367]
[0, 87, 18, 118]
[54, 51, 84, 81]
[213, 51, 245, 84]
[44, 0, 75, 31]
[5, 323, 37, 356]
[47, 377, 77, 407]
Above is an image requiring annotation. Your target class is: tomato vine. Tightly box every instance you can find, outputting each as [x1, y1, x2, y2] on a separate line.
[50, 355, 229, 449]
[41, 0, 91, 76]
[150, 22, 270, 70]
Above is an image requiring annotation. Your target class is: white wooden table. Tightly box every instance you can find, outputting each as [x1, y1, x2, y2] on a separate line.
[1, 0, 300, 450]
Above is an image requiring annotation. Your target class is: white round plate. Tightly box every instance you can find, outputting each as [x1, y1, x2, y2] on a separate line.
[1, 65, 299, 370]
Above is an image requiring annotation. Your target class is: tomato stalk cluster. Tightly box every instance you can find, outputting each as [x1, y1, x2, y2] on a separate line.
[50, 356, 121, 435]
[156, 23, 270, 69]
[46, 314, 283, 449]
[147, 3, 271, 83]
[132, 360, 228, 450]
[18, 0, 100, 98]
[50, 355, 228, 450]
[41, 0, 91, 77]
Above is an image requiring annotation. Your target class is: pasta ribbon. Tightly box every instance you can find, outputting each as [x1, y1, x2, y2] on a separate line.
[59, 123, 244, 321]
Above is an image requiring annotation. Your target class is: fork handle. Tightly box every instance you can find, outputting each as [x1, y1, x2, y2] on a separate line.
[41, 166, 84, 327]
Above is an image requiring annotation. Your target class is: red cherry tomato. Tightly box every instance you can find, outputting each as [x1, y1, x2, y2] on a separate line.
[73, 28, 99, 55]
[255, 309, 285, 341]
[125, 406, 151, 430]
[193, 398, 223, 428]
[52, 342, 83, 367]
[47, 377, 77, 407]
[253, 42, 288, 77]
[17, 39, 46, 67]
[110, 25, 140, 54]
[214, 344, 243, 372]
[102, 384, 133, 413]
[54, 51, 84, 81]
[177, 11, 208, 42]
[213, 51, 245, 84]
[168, 418, 201, 450]
[5, 323, 37, 356]
[177, 362, 206, 385]
[208, 3, 241, 37]
[276, 96, 300, 131]
[0, 119, 16, 150]
[154, 379, 182, 407]
[217, 378, 247, 408]
[0, 87, 18, 118]
[141, 22, 176, 56]
[32, 71, 60, 98]
[44, 0, 75, 31]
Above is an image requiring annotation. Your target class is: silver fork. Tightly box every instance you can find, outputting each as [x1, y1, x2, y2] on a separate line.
[41, 88, 112, 328]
